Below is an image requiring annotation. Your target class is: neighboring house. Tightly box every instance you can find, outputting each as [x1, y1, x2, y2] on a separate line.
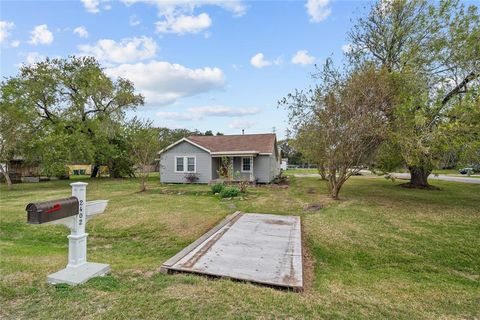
[6, 157, 40, 183]
[67, 164, 92, 176]
[158, 133, 281, 184]
[280, 158, 288, 171]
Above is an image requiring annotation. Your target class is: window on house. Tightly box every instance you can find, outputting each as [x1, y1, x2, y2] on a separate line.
[242, 157, 251, 172]
[176, 157, 184, 172]
[175, 157, 195, 172]
[187, 157, 195, 172]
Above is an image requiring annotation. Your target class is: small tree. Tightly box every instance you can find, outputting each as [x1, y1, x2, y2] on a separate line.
[292, 122, 328, 180]
[125, 118, 159, 192]
[282, 63, 394, 199]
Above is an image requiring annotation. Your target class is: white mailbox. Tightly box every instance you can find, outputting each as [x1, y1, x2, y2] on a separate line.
[29, 182, 111, 285]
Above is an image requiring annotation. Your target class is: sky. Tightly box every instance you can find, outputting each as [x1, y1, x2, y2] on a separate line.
[0, 0, 368, 139]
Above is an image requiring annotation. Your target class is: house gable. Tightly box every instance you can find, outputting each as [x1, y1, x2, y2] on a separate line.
[158, 138, 211, 155]
[159, 141, 212, 183]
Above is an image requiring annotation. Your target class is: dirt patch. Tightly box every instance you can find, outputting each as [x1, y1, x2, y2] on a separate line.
[303, 203, 322, 212]
[306, 187, 316, 194]
[399, 183, 441, 190]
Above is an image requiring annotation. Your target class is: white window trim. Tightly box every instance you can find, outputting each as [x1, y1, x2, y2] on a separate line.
[174, 156, 184, 173]
[186, 156, 196, 173]
[174, 156, 196, 173]
[241, 157, 252, 173]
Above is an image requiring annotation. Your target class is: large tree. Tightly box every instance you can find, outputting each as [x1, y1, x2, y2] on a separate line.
[0, 56, 144, 179]
[348, 0, 480, 187]
[0, 85, 38, 188]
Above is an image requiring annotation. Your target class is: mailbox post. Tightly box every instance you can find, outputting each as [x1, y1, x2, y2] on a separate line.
[67, 182, 88, 268]
[26, 182, 110, 285]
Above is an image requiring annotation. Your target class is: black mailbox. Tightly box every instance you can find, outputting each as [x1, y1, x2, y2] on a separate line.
[26, 197, 79, 224]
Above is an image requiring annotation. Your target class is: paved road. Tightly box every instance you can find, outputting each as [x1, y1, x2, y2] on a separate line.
[293, 172, 480, 184]
[391, 173, 480, 184]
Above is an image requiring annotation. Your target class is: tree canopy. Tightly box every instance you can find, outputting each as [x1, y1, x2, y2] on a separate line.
[0, 56, 144, 184]
[349, 0, 480, 187]
[282, 0, 479, 197]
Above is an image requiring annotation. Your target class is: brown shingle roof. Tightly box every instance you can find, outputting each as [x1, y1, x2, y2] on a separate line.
[187, 133, 276, 154]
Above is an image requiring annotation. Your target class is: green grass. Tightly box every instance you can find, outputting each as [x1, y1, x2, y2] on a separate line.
[283, 168, 319, 175]
[1, 174, 479, 319]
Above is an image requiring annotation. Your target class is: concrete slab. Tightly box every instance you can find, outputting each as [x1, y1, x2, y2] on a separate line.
[47, 262, 110, 285]
[161, 212, 303, 291]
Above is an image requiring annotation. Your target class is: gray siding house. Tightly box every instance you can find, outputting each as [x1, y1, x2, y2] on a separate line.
[158, 133, 281, 184]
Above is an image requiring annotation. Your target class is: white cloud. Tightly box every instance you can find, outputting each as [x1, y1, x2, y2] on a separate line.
[78, 36, 157, 63]
[121, 0, 245, 35]
[24, 52, 46, 65]
[229, 119, 256, 129]
[156, 13, 211, 34]
[82, 0, 100, 13]
[11, 40, 20, 47]
[129, 15, 141, 26]
[250, 53, 270, 68]
[306, 0, 331, 23]
[29, 24, 54, 45]
[121, 0, 246, 17]
[0, 21, 15, 43]
[250, 53, 282, 68]
[105, 60, 225, 105]
[156, 106, 260, 121]
[291, 50, 315, 65]
[73, 26, 89, 38]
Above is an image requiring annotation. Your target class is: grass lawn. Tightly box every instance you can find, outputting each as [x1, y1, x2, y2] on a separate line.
[1, 174, 479, 319]
[283, 168, 319, 175]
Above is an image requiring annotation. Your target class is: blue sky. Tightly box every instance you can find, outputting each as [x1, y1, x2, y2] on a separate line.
[0, 0, 367, 138]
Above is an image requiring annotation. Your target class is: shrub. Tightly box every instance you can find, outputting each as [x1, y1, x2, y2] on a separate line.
[184, 173, 199, 183]
[219, 186, 240, 198]
[238, 180, 249, 193]
[211, 183, 225, 194]
[272, 172, 288, 184]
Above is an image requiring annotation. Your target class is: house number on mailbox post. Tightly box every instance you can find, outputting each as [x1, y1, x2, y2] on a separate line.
[26, 182, 110, 285]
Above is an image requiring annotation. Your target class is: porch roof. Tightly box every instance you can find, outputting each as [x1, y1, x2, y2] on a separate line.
[211, 151, 258, 157]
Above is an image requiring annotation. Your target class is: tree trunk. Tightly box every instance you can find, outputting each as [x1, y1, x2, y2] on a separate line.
[328, 173, 344, 200]
[317, 163, 328, 180]
[91, 165, 99, 178]
[140, 176, 147, 192]
[407, 166, 431, 188]
[0, 164, 12, 190]
[330, 184, 341, 200]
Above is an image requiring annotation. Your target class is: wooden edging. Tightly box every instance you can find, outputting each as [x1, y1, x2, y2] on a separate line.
[160, 211, 243, 273]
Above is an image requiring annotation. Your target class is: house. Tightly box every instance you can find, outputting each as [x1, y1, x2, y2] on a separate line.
[158, 133, 281, 184]
[6, 157, 40, 183]
[67, 164, 92, 176]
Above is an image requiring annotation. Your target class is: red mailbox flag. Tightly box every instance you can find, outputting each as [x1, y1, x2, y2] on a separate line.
[46, 203, 61, 213]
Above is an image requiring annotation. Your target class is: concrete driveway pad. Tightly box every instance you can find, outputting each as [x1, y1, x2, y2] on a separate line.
[161, 212, 303, 291]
